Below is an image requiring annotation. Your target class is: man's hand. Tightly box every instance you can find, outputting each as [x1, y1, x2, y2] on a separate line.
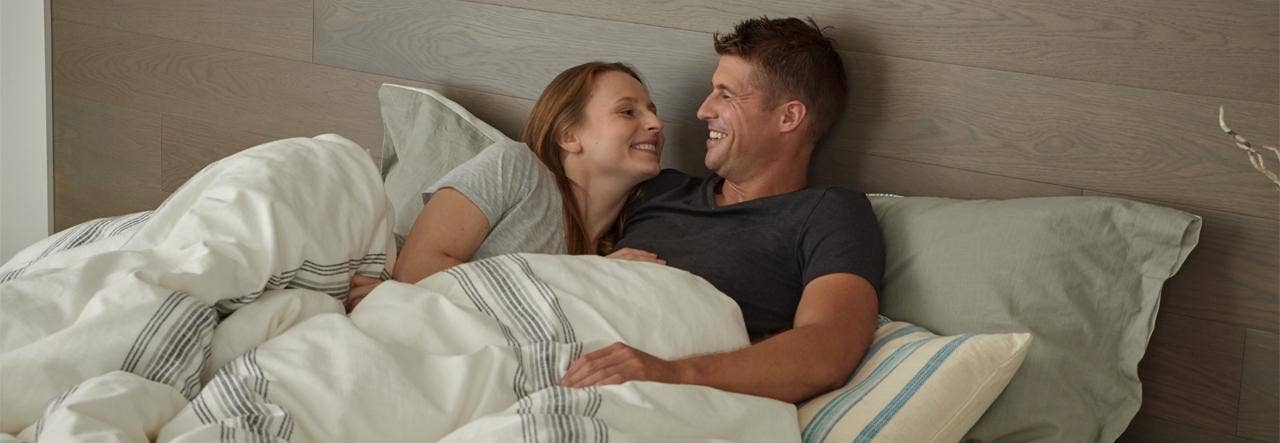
[570, 273, 876, 403]
[345, 275, 384, 312]
[605, 248, 666, 265]
[561, 342, 684, 388]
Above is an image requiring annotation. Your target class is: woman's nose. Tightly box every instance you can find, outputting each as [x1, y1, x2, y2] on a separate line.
[646, 113, 664, 132]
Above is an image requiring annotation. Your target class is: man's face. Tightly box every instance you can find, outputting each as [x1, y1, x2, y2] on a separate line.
[696, 56, 780, 179]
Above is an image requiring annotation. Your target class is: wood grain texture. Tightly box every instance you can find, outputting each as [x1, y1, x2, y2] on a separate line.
[317, 0, 1279, 219]
[1084, 191, 1279, 333]
[810, 152, 1082, 198]
[52, 0, 313, 62]
[1239, 329, 1279, 442]
[160, 114, 279, 192]
[1138, 312, 1245, 434]
[52, 95, 166, 230]
[471, 0, 1279, 103]
[1119, 413, 1251, 443]
[52, 20, 535, 162]
[315, 0, 718, 173]
[832, 53, 1280, 220]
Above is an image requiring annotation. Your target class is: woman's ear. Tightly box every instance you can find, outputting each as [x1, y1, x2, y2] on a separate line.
[778, 100, 807, 134]
[557, 127, 584, 154]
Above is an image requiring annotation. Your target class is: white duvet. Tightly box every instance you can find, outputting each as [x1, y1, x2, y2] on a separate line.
[0, 134, 798, 442]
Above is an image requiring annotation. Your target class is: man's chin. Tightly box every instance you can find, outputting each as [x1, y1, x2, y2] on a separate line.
[703, 154, 722, 174]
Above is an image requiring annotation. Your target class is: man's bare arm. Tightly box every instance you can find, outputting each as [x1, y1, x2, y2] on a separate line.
[561, 272, 878, 403]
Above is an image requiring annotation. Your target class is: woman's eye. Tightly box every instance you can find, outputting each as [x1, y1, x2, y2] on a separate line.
[620, 109, 636, 117]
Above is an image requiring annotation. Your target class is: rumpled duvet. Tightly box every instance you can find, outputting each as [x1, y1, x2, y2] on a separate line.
[0, 134, 798, 442]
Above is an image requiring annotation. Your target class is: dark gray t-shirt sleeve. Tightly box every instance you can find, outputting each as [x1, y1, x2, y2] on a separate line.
[798, 189, 885, 292]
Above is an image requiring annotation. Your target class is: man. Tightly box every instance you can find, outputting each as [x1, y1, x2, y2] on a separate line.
[560, 17, 885, 403]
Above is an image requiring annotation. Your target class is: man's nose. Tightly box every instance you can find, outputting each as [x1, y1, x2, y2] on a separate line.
[696, 94, 714, 121]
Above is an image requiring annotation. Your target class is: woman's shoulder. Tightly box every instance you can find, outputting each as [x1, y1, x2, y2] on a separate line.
[477, 138, 534, 161]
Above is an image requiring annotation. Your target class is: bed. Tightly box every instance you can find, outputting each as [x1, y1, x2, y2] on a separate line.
[27, 0, 1279, 441]
[0, 84, 1206, 441]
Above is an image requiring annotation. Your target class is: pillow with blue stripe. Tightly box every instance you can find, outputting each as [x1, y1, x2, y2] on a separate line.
[798, 316, 1031, 443]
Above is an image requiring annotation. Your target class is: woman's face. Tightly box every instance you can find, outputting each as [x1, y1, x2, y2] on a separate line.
[565, 71, 664, 185]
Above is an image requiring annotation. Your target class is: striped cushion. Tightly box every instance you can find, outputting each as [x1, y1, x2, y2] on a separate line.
[798, 316, 1031, 443]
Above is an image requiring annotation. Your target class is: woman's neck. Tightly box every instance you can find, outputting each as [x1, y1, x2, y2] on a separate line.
[565, 171, 632, 254]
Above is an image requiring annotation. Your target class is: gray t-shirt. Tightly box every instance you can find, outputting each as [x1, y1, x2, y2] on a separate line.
[618, 169, 885, 340]
[423, 139, 566, 260]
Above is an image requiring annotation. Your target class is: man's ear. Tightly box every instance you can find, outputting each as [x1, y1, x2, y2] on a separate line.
[557, 127, 584, 154]
[778, 100, 807, 134]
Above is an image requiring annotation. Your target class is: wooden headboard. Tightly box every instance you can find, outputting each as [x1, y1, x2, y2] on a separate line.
[50, 0, 1278, 440]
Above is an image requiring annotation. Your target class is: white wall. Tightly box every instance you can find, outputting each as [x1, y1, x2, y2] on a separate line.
[0, 0, 53, 263]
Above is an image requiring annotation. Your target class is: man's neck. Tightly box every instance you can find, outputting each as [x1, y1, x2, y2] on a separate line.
[715, 174, 807, 206]
[714, 146, 811, 206]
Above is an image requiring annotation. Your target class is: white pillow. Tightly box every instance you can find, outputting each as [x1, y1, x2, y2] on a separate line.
[798, 316, 1031, 443]
[378, 84, 512, 236]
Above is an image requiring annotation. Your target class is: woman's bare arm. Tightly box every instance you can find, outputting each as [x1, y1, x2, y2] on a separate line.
[392, 187, 491, 283]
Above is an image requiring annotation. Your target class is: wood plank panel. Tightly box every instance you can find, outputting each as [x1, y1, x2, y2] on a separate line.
[51, 20, 535, 165]
[1084, 191, 1279, 332]
[470, 0, 1279, 103]
[1239, 329, 1279, 442]
[52, 0, 313, 62]
[315, 0, 717, 173]
[52, 95, 166, 230]
[1138, 313, 1245, 434]
[830, 53, 1279, 220]
[160, 114, 279, 193]
[316, 0, 1278, 219]
[1119, 413, 1250, 443]
[810, 152, 1082, 198]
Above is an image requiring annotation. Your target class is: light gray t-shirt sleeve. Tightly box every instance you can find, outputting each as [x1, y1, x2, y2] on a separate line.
[423, 139, 539, 227]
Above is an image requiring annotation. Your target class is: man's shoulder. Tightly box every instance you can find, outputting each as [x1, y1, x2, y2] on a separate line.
[792, 185, 875, 225]
[785, 185, 871, 208]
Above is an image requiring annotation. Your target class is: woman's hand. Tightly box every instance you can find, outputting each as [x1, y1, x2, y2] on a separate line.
[346, 275, 384, 312]
[606, 248, 666, 265]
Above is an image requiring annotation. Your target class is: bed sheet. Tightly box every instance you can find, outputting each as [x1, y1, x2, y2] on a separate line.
[0, 134, 798, 442]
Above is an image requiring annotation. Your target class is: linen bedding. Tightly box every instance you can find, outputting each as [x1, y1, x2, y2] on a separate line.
[0, 134, 798, 442]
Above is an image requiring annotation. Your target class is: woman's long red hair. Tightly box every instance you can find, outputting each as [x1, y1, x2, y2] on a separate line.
[521, 62, 644, 255]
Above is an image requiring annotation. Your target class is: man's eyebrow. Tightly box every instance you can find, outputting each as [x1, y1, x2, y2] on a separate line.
[714, 83, 736, 94]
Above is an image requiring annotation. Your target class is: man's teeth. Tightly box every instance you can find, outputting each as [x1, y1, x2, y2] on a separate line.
[632, 143, 658, 152]
[709, 130, 727, 140]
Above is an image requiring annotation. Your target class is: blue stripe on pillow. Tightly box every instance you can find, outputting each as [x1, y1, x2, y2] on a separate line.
[853, 334, 975, 443]
[863, 325, 927, 364]
[803, 338, 931, 442]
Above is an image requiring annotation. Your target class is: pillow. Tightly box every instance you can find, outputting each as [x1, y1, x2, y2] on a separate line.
[868, 196, 1202, 442]
[378, 84, 512, 236]
[799, 316, 1032, 443]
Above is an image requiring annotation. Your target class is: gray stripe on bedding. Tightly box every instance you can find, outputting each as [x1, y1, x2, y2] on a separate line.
[1, 211, 152, 283]
[193, 348, 293, 442]
[32, 384, 81, 441]
[120, 291, 216, 399]
[213, 252, 390, 314]
[446, 254, 608, 442]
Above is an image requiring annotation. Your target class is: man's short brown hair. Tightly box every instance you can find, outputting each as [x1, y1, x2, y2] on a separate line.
[713, 17, 848, 143]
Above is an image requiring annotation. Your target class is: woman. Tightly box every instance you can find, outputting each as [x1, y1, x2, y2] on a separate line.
[348, 62, 666, 309]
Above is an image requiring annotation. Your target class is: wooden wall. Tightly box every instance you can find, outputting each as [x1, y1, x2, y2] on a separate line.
[49, 0, 1278, 441]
